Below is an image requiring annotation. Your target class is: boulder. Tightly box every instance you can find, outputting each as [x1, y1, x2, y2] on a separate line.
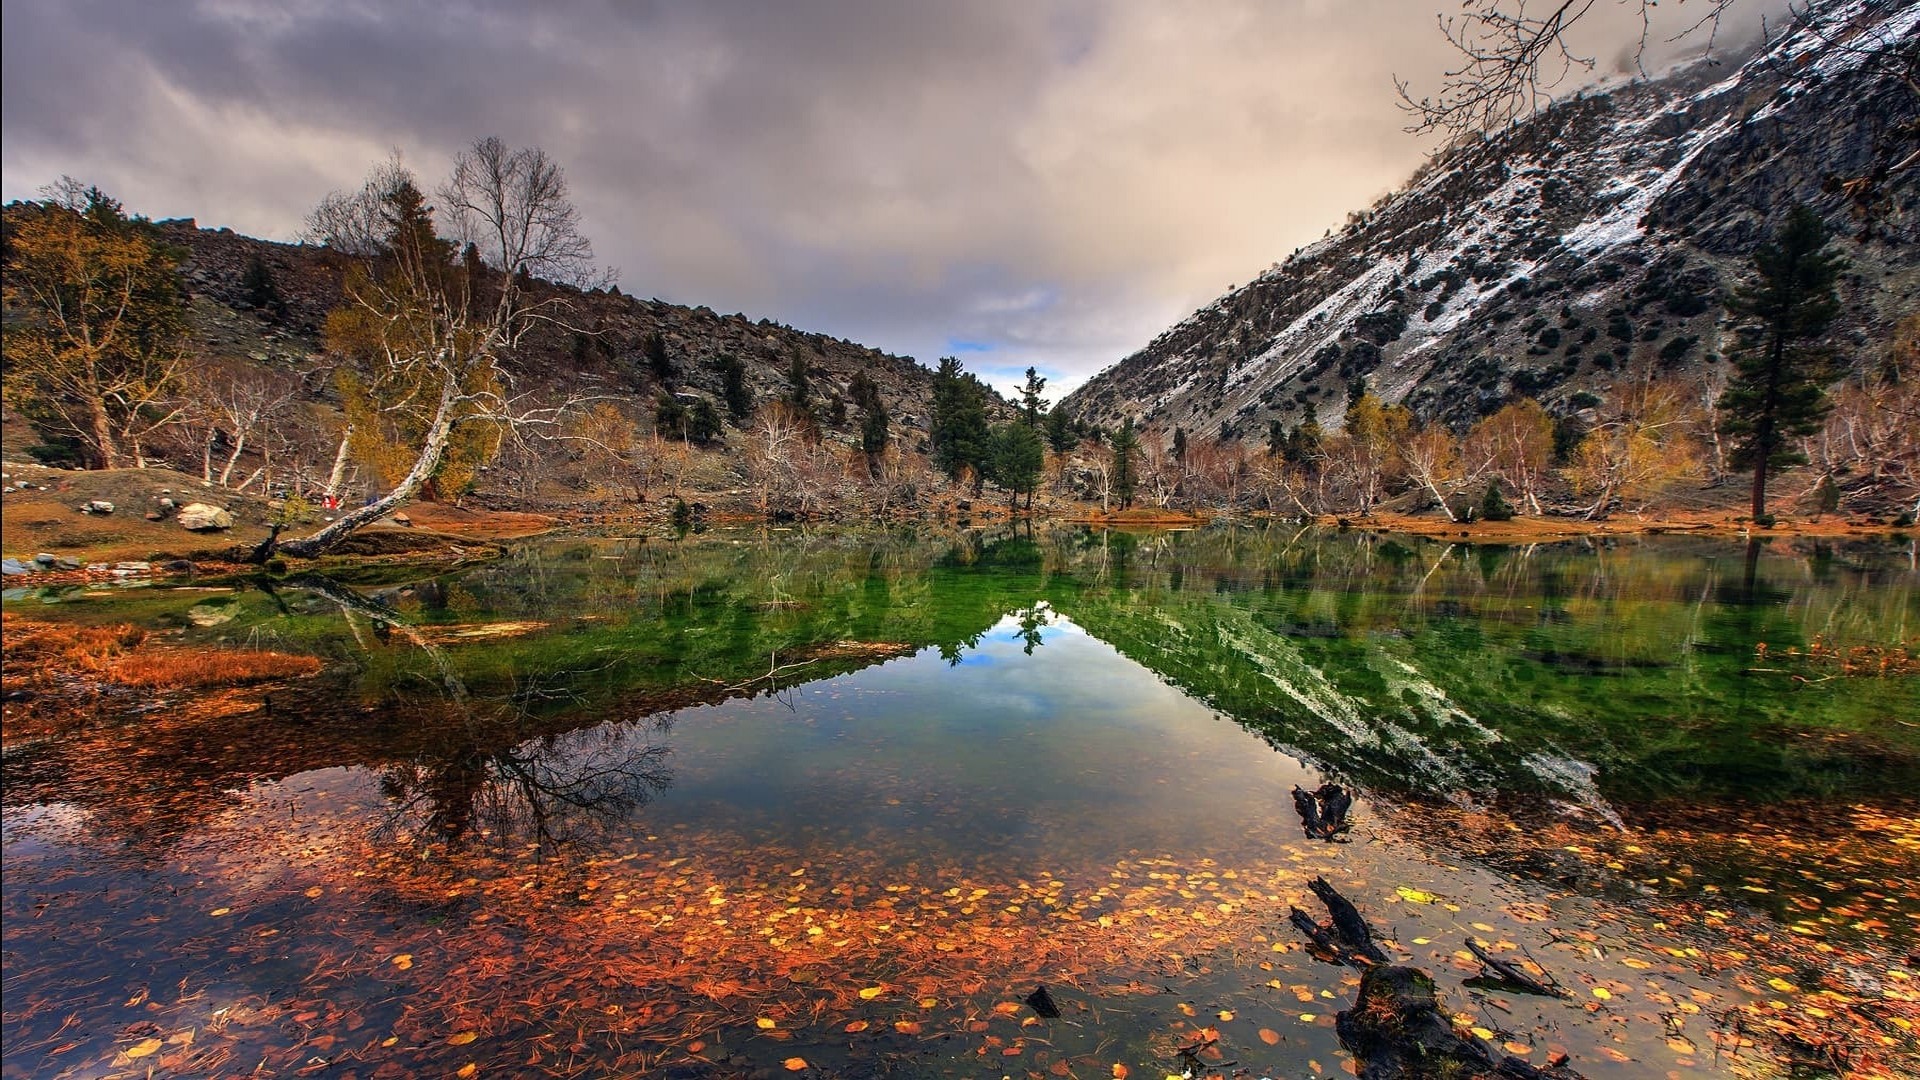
[178, 503, 234, 531]
[81, 500, 115, 514]
[1, 558, 30, 576]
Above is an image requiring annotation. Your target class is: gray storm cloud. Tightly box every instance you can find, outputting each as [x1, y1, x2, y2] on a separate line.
[0, 0, 1783, 396]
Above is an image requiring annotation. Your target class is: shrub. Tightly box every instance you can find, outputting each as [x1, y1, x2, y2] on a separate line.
[1481, 482, 1516, 521]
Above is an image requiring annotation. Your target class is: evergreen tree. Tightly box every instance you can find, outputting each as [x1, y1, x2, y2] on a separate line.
[240, 253, 286, 317]
[685, 398, 723, 445]
[1044, 404, 1076, 455]
[930, 356, 990, 485]
[987, 422, 1046, 511]
[785, 351, 812, 411]
[1480, 480, 1515, 521]
[1110, 418, 1140, 509]
[1718, 205, 1844, 523]
[1019, 366, 1047, 427]
[1267, 418, 1285, 458]
[848, 371, 889, 471]
[1172, 427, 1188, 462]
[1285, 419, 1323, 465]
[642, 332, 673, 381]
[653, 392, 687, 440]
[713, 353, 753, 423]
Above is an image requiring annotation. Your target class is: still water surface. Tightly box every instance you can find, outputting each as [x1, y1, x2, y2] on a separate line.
[4, 527, 1916, 1078]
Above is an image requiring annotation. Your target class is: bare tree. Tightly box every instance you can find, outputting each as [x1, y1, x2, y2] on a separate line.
[277, 141, 605, 558]
[1400, 423, 1469, 521]
[1396, 0, 1739, 138]
[178, 359, 303, 489]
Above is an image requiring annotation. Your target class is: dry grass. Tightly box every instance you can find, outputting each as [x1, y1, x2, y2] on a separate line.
[107, 650, 322, 689]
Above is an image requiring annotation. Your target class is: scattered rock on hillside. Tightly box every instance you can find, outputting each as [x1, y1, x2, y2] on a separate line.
[177, 503, 234, 531]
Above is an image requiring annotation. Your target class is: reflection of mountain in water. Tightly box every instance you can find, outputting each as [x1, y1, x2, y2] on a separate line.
[5, 527, 1913, 854]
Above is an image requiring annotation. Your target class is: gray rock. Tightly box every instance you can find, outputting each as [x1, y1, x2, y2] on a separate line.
[114, 561, 152, 573]
[177, 503, 234, 531]
[54, 557, 83, 571]
[1, 558, 30, 576]
[33, 553, 57, 566]
[82, 500, 115, 514]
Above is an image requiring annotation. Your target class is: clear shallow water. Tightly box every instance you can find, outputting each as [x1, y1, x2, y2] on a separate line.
[3, 527, 1916, 1079]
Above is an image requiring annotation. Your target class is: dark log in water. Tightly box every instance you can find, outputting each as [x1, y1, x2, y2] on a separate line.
[1291, 783, 1353, 841]
[1464, 937, 1566, 998]
[1307, 876, 1389, 963]
[1337, 965, 1586, 1080]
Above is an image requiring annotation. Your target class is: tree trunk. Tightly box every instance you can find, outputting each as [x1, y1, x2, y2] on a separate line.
[279, 382, 460, 559]
[89, 399, 120, 469]
[324, 425, 355, 498]
[218, 432, 247, 487]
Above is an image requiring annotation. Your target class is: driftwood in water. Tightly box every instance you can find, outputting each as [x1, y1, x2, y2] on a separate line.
[1308, 877, 1389, 963]
[1289, 877, 1389, 966]
[1465, 937, 1566, 998]
[1291, 782, 1354, 841]
[1337, 965, 1585, 1080]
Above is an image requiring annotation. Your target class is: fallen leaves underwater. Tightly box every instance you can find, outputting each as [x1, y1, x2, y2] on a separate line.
[4, 532, 1918, 1079]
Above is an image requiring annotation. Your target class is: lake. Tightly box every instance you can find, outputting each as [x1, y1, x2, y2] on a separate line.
[3, 526, 1916, 1079]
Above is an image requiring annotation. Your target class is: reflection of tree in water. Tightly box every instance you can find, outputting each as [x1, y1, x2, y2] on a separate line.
[1012, 603, 1053, 655]
[275, 573, 677, 850]
[374, 714, 674, 850]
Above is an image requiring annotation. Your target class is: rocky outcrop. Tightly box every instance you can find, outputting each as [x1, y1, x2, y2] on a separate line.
[1065, 1, 1918, 437]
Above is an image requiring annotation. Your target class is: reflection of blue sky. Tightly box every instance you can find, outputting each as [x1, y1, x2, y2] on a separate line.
[650, 609, 1321, 871]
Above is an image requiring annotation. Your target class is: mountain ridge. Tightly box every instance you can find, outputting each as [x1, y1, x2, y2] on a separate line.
[1063, 0, 1918, 438]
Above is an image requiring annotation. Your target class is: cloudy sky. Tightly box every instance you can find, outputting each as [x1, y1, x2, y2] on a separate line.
[0, 0, 1778, 398]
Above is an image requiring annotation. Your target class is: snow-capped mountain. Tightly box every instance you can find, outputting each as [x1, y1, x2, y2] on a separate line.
[1064, 0, 1918, 437]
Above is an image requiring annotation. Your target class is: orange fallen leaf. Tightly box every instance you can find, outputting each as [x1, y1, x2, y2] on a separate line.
[783, 1057, 808, 1071]
[1217, 1009, 1234, 1021]
[448, 1032, 477, 1045]
[844, 1020, 869, 1033]
[858, 986, 885, 1000]
[756, 1018, 778, 1030]
[390, 954, 413, 970]
[1112, 1065, 1130, 1079]
[688, 1040, 707, 1053]
[456, 1065, 477, 1079]
[123, 1038, 163, 1060]
[1258, 1028, 1281, 1045]
[895, 1020, 924, 1034]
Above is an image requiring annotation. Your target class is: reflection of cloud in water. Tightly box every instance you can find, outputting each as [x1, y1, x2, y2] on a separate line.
[644, 610, 1322, 873]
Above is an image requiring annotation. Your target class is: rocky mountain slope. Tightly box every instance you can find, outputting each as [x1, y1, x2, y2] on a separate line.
[164, 223, 953, 442]
[1064, 0, 1918, 438]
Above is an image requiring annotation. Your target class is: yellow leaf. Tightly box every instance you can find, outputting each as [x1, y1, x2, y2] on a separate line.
[1470, 1026, 1495, 1039]
[756, 1018, 778, 1030]
[391, 954, 414, 970]
[1591, 987, 1611, 1000]
[858, 986, 885, 1000]
[894, 1020, 923, 1034]
[1259, 1028, 1281, 1045]
[124, 1038, 163, 1059]
[1395, 887, 1438, 904]
[783, 1057, 808, 1071]
[304, 887, 323, 899]
[1767, 978, 1798, 993]
[209, 907, 231, 917]
[448, 1032, 477, 1045]
[456, 1065, 477, 1079]
[1299, 1013, 1317, 1022]
[1217, 1009, 1234, 1021]
[1175, 1003, 1196, 1017]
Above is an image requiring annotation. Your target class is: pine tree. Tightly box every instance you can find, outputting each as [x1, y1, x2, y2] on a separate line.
[1718, 205, 1845, 524]
[784, 351, 813, 411]
[987, 423, 1045, 511]
[713, 353, 753, 423]
[848, 371, 889, 472]
[1019, 366, 1047, 427]
[1044, 404, 1076, 455]
[1267, 418, 1285, 458]
[1110, 418, 1140, 509]
[643, 332, 673, 381]
[241, 254, 286, 317]
[1172, 427, 1188, 462]
[930, 356, 989, 485]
